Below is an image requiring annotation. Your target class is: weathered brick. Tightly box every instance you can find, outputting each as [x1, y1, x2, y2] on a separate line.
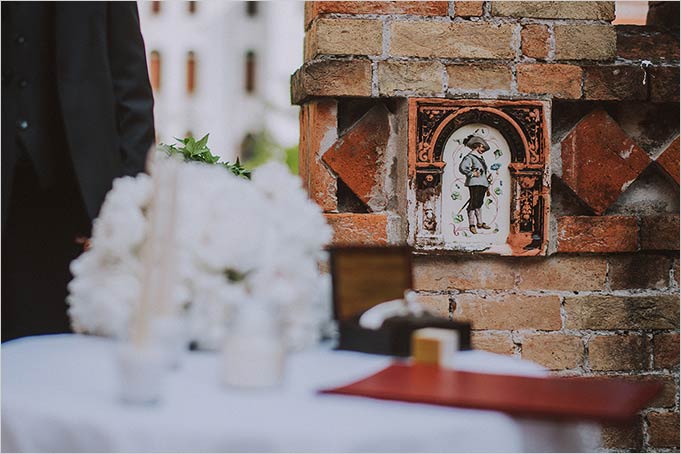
[647, 1, 681, 31]
[650, 66, 680, 103]
[517, 256, 606, 291]
[492, 1, 615, 20]
[654, 333, 680, 369]
[674, 258, 680, 287]
[656, 136, 680, 185]
[588, 334, 647, 371]
[564, 295, 680, 330]
[304, 1, 317, 30]
[608, 254, 673, 290]
[300, 99, 338, 212]
[583, 65, 648, 101]
[557, 216, 638, 253]
[322, 104, 390, 207]
[516, 64, 582, 99]
[647, 412, 680, 448]
[299, 107, 310, 186]
[324, 213, 388, 245]
[307, 1, 448, 26]
[390, 22, 515, 59]
[554, 25, 617, 61]
[415, 294, 450, 319]
[291, 59, 372, 105]
[308, 158, 337, 212]
[377, 61, 443, 96]
[521, 24, 550, 59]
[602, 417, 643, 450]
[616, 25, 680, 62]
[454, 1, 484, 17]
[640, 214, 680, 251]
[452, 294, 562, 330]
[521, 333, 583, 370]
[413, 256, 517, 291]
[447, 64, 512, 92]
[471, 332, 514, 355]
[305, 18, 383, 60]
[560, 110, 651, 215]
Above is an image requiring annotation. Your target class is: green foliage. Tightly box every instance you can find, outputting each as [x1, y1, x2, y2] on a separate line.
[284, 145, 299, 175]
[241, 130, 298, 174]
[158, 134, 251, 179]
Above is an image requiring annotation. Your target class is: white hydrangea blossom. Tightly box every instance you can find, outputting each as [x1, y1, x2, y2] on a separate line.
[67, 159, 332, 351]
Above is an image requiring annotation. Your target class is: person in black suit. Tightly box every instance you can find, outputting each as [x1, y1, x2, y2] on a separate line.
[2, 2, 155, 341]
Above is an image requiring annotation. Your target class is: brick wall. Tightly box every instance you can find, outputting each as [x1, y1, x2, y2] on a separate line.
[292, 2, 679, 451]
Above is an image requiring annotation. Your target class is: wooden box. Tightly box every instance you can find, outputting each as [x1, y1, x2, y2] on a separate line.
[329, 246, 471, 356]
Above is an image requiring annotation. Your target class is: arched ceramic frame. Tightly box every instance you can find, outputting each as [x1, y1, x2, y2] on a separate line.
[407, 99, 551, 256]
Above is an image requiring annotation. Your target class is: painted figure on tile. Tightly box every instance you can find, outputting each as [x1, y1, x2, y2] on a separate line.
[458, 135, 493, 234]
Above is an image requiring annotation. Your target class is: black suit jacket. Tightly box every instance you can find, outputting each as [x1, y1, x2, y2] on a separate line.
[2, 2, 155, 221]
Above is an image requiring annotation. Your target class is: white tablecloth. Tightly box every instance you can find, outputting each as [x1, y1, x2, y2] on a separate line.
[1, 334, 600, 452]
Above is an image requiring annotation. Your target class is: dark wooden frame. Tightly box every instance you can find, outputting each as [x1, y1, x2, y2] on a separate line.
[329, 245, 413, 321]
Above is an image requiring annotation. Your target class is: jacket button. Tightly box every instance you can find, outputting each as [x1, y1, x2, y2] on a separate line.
[17, 120, 29, 130]
[16, 35, 25, 45]
[18, 79, 28, 88]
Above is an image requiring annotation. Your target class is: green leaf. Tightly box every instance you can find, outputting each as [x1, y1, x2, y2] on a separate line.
[453, 214, 464, 223]
[156, 133, 251, 179]
[494, 187, 502, 195]
[451, 192, 461, 201]
[196, 133, 210, 150]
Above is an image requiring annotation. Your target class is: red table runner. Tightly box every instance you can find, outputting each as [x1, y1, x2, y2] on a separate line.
[320, 363, 662, 424]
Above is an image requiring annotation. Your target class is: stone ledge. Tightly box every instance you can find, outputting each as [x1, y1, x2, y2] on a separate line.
[305, 1, 449, 30]
[291, 59, 678, 104]
[291, 59, 372, 105]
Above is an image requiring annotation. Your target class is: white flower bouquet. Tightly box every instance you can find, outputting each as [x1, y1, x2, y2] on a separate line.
[67, 151, 333, 351]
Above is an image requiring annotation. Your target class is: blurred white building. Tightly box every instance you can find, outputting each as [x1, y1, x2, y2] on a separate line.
[137, 0, 304, 162]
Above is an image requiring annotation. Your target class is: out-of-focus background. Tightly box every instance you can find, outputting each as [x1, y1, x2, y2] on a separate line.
[138, 0, 304, 170]
[137, 0, 648, 171]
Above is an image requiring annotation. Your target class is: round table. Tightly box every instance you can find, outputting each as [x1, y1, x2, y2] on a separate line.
[1, 334, 600, 452]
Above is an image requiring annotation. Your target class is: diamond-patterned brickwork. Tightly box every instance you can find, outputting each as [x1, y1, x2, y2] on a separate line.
[322, 104, 390, 207]
[560, 110, 652, 215]
[655, 137, 680, 185]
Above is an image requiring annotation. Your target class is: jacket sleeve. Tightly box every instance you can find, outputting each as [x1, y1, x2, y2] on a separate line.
[107, 1, 155, 176]
[459, 155, 474, 176]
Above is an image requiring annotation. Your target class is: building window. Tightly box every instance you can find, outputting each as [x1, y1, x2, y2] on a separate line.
[245, 51, 256, 94]
[187, 51, 196, 95]
[188, 1, 197, 14]
[246, 1, 258, 17]
[150, 50, 161, 91]
[240, 133, 256, 161]
[151, 1, 161, 14]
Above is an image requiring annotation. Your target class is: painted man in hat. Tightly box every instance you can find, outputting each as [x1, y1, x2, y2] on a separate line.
[458, 135, 493, 234]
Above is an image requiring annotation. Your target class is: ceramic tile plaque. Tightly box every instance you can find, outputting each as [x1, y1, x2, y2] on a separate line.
[407, 99, 550, 256]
